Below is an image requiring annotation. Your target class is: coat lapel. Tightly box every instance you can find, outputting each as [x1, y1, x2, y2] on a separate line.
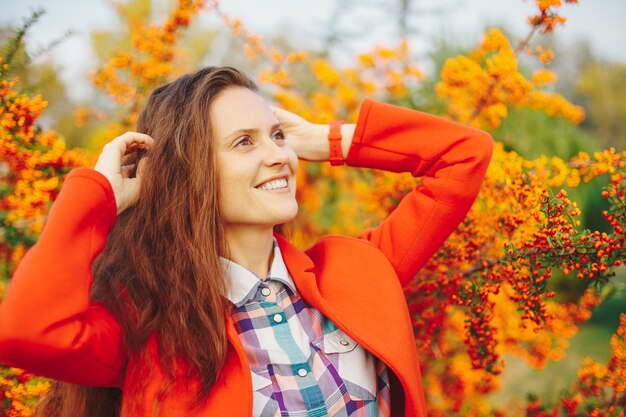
[272, 233, 325, 310]
[273, 233, 426, 417]
[272, 233, 400, 367]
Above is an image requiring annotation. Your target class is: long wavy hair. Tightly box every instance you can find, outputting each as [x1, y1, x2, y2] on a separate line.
[34, 66, 259, 417]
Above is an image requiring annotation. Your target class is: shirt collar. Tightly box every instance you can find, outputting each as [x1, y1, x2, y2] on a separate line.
[219, 238, 297, 307]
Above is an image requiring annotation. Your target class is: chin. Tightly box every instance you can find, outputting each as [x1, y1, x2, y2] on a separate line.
[276, 204, 299, 224]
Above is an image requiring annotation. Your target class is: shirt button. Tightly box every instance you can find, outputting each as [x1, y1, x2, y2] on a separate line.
[339, 340, 350, 346]
[273, 314, 283, 323]
[297, 368, 308, 377]
[261, 287, 271, 297]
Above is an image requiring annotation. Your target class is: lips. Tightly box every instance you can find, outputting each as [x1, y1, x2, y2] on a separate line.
[257, 178, 288, 191]
[255, 173, 289, 189]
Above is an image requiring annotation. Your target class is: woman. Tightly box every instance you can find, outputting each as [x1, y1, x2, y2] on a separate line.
[0, 66, 493, 417]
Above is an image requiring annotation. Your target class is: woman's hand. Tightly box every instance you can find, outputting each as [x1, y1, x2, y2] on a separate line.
[94, 132, 154, 215]
[270, 106, 329, 162]
[271, 106, 356, 162]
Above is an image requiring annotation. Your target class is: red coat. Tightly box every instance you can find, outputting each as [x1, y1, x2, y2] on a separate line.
[0, 98, 493, 416]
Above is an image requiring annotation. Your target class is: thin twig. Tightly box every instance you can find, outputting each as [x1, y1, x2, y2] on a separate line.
[3, 9, 45, 67]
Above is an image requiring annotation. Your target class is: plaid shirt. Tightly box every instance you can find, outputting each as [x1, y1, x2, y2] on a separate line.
[220, 239, 391, 417]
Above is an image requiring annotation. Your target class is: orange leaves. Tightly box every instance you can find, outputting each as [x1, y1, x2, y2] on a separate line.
[437, 0, 578, 131]
[536, 46, 555, 65]
[1, 62, 89, 267]
[493, 287, 580, 368]
[0, 367, 50, 417]
[207, 1, 422, 127]
[91, 66, 138, 105]
[478, 26, 511, 53]
[0, 77, 47, 140]
[311, 59, 341, 86]
[437, 24, 584, 130]
[531, 68, 557, 86]
[215, 6, 273, 65]
[258, 68, 291, 88]
[526, 45, 556, 65]
[285, 51, 308, 65]
[310, 91, 337, 120]
[437, 28, 531, 129]
[166, 0, 203, 29]
[525, 90, 585, 123]
[528, 0, 578, 33]
[354, 40, 423, 100]
[570, 313, 626, 415]
[398, 135, 626, 403]
[91, 0, 204, 125]
[572, 148, 626, 183]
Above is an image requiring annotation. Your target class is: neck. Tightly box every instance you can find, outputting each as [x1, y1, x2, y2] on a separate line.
[224, 225, 275, 278]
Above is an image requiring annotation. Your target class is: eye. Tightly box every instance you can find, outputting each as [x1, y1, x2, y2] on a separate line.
[235, 136, 252, 147]
[273, 130, 286, 141]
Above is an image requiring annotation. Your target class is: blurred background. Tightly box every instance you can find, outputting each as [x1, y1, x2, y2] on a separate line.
[2, 0, 625, 151]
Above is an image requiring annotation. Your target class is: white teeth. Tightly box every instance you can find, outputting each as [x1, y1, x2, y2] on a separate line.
[257, 178, 288, 191]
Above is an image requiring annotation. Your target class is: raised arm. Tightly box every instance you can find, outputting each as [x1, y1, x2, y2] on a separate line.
[345, 98, 493, 287]
[0, 132, 152, 386]
[0, 168, 126, 386]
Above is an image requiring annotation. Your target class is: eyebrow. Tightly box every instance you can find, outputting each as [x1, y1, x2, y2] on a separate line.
[225, 123, 283, 141]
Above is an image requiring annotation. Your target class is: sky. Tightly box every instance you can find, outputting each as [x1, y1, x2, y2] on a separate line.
[1, 0, 625, 102]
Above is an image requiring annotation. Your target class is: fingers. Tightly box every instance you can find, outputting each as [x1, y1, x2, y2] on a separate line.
[270, 105, 290, 121]
[109, 132, 153, 159]
[121, 153, 135, 166]
[118, 158, 149, 213]
[95, 132, 153, 178]
[109, 131, 153, 153]
[120, 164, 135, 179]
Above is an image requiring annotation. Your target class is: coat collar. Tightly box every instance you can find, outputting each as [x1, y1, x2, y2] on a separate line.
[271, 232, 323, 307]
[269, 233, 344, 336]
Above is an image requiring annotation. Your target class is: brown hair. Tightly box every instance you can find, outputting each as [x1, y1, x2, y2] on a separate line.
[34, 66, 258, 417]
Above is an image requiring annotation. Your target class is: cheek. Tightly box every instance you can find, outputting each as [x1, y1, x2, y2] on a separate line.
[220, 170, 250, 203]
[286, 151, 298, 192]
[217, 175, 251, 222]
[217, 154, 250, 185]
[216, 158, 248, 208]
[288, 150, 299, 174]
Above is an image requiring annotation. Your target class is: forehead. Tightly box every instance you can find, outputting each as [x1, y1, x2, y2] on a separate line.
[210, 87, 276, 139]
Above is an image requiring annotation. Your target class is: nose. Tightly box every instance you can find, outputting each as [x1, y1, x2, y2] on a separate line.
[262, 138, 289, 167]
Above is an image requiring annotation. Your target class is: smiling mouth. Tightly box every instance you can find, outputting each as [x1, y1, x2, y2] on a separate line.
[256, 178, 288, 191]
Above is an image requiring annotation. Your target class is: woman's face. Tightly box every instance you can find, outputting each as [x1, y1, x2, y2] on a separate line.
[211, 87, 298, 230]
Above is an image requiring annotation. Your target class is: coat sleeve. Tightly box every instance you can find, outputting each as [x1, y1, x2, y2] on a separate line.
[346, 98, 494, 288]
[0, 168, 126, 387]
